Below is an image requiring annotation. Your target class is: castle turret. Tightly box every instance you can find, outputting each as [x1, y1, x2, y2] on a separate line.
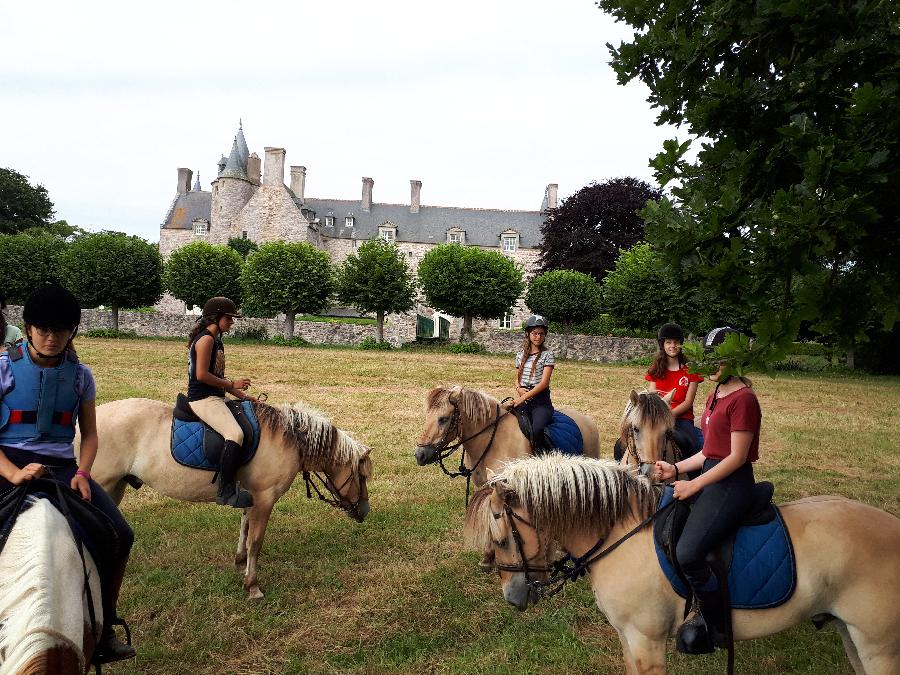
[210, 126, 257, 240]
[192, 171, 201, 192]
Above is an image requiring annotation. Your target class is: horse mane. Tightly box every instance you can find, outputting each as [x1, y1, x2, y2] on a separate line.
[425, 386, 499, 426]
[619, 391, 674, 444]
[253, 401, 372, 477]
[464, 455, 659, 549]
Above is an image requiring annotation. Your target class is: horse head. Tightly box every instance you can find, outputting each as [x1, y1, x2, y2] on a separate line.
[414, 385, 465, 465]
[620, 389, 675, 472]
[320, 438, 372, 523]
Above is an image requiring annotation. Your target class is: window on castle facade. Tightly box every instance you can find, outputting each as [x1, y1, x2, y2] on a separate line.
[379, 227, 396, 243]
[448, 232, 462, 244]
[500, 311, 513, 329]
[325, 216, 335, 228]
[193, 222, 209, 236]
[502, 235, 518, 253]
[345, 216, 355, 228]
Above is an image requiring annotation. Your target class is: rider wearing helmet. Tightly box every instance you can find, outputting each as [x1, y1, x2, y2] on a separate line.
[655, 326, 761, 656]
[646, 322, 704, 451]
[0, 285, 136, 664]
[186, 297, 255, 508]
[510, 315, 555, 452]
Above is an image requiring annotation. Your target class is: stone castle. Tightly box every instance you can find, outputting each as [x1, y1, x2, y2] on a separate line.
[159, 123, 557, 330]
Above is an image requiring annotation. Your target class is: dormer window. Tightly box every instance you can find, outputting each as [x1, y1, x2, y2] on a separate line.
[447, 227, 465, 245]
[193, 220, 209, 236]
[501, 230, 519, 253]
[379, 225, 396, 243]
[325, 214, 335, 228]
[345, 216, 355, 228]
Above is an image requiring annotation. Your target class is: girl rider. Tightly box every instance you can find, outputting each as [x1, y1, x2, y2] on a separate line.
[187, 297, 255, 509]
[654, 327, 761, 655]
[0, 285, 135, 664]
[646, 323, 704, 451]
[509, 315, 555, 452]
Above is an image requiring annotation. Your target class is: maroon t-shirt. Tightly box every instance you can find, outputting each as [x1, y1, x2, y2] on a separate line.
[700, 386, 761, 462]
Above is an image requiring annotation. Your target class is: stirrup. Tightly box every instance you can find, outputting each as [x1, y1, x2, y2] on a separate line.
[216, 482, 253, 508]
[93, 617, 136, 665]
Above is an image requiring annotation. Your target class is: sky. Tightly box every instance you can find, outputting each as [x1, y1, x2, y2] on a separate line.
[0, 0, 685, 243]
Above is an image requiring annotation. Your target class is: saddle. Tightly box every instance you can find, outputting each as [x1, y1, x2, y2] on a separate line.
[514, 409, 583, 456]
[170, 394, 261, 471]
[654, 482, 796, 610]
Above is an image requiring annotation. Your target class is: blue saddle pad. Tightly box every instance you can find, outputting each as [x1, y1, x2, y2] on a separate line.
[654, 486, 797, 609]
[171, 400, 260, 471]
[546, 411, 583, 456]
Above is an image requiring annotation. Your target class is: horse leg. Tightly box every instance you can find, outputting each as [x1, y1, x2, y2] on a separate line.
[234, 510, 249, 570]
[619, 628, 667, 675]
[242, 497, 275, 601]
[838, 620, 900, 675]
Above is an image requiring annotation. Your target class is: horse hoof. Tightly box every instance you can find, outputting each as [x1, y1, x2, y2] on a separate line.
[247, 586, 264, 601]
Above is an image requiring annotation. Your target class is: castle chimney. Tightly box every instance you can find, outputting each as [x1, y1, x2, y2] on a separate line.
[361, 177, 374, 212]
[247, 153, 261, 185]
[545, 183, 558, 210]
[177, 168, 193, 194]
[410, 179, 422, 213]
[290, 166, 307, 201]
[263, 147, 286, 186]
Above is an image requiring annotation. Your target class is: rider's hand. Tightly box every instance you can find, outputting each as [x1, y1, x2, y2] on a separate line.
[232, 378, 252, 391]
[9, 463, 45, 485]
[672, 479, 700, 501]
[516, 386, 527, 396]
[71, 473, 92, 501]
[654, 461, 676, 482]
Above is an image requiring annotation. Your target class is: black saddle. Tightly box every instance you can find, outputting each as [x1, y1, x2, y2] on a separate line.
[173, 393, 258, 467]
[513, 408, 554, 454]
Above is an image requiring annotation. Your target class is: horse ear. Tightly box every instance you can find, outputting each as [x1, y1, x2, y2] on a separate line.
[630, 390, 641, 406]
[449, 385, 463, 405]
[661, 389, 675, 405]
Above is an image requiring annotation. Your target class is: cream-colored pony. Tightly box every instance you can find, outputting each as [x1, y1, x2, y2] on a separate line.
[0, 496, 102, 674]
[618, 390, 681, 472]
[82, 398, 372, 600]
[466, 454, 900, 675]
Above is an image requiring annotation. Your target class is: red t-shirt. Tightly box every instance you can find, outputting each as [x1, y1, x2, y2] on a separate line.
[645, 366, 704, 421]
[700, 386, 761, 462]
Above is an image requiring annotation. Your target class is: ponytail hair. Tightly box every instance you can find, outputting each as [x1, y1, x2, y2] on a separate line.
[188, 316, 218, 346]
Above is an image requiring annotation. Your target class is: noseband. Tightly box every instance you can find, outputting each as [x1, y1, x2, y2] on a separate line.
[302, 468, 366, 519]
[491, 502, 558, 583]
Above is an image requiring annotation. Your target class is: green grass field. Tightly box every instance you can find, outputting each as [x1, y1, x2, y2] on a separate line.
[78, 338, 899, 674]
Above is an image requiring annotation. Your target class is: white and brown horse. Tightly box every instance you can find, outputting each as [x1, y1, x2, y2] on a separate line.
[617, 389, 682, 473]
[466, 454, 900, 675]
[81, 398, 372, 600]
[0, 496, 102, 674]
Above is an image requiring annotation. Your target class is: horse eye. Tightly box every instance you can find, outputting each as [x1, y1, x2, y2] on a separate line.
[438, 416, 450, 425]
[632, 426, 640, 435]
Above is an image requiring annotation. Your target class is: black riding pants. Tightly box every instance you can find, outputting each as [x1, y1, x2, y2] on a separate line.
[675, 458, 755, 592]
[521, 389, 554, 447]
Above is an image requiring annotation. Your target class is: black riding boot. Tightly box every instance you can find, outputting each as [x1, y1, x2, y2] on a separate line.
[93, 560, 136, 665]
[676, 587, 729, 654]
[216, 440, 253, 508]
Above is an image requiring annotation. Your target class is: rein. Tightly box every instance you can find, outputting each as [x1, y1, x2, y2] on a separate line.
[302, 469, 364, 518]
[492, 503, 558, 581]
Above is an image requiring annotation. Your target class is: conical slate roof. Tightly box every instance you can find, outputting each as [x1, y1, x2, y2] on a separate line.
[192, 172, 201, 191]
[217, 155, 227, 176]
[235, 121, 249, 166]
[220, 137, 248, 180]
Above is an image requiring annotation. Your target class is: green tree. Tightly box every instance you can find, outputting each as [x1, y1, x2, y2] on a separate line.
[0, 234, 66, 304]
[418, 244, 524, 341]
[337, 239, 417, 342]
[525, 270, 602, 357]
[0, 168, 55, 235]
[59, 232, 162, 330]
[164, 241, 244, 311]
[227, 236, 259, 260]
[600, 0, 899, 372]
[240, 241, 334, 339]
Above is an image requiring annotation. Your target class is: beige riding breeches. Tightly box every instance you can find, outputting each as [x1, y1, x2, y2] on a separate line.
[189, 396, 244, 445]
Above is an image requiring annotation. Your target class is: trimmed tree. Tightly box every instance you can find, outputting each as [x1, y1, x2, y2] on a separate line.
[59, 232, 162, 330]
[227, 236, 259, 260]
[525, 270, 602, 357]
[539, 178, 662, 281]
[164, 241, 244, 310]
[240, 241, 334, 339]
[337, 239, 417, 342]
[0, 168, 55, 235]
[418, 244, 524, 342]
[0, 233, 66, 304]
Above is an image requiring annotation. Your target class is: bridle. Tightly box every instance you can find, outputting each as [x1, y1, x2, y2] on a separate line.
[623, 418, 682, 478]
[419, 396, 511, 505]
[491, 502, 559, 582]
[302, 467, 366, 519]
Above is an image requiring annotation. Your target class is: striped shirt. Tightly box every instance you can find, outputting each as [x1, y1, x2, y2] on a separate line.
[515, 350, 555, 389]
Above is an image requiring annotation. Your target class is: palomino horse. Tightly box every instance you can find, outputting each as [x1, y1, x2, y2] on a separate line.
[466, 454, 900, 675]
[617, 389, 682, 474]
[0, 496, 102, 674]
[82, 398, 372, 600]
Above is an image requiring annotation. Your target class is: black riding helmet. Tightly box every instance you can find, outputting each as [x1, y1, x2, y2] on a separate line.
[202, 297, 241, 319]
[523, 314, 549, 332]
[22, 285, 81, 330]
[657, 322, 685, 346]
[703, 326, 739, 353]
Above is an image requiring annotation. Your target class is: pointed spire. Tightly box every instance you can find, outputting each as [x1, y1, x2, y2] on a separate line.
[220, 136, 248, 180]
[217, 155, 228, 176]
[192, 171, 201, 191]
[235, 120, 249, 167]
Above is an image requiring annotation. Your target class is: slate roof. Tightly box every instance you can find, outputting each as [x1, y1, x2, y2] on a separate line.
[220, 137, 248, 180]
[161, 190, 212, 229]
[300, 198, 545, 248]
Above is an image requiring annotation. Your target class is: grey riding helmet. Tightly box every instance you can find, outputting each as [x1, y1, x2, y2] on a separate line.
[523, 315, 549, 332]
[703, 326, 739, 353]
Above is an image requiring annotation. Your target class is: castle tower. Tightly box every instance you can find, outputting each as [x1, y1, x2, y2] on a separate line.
[210, 123, 257, 242]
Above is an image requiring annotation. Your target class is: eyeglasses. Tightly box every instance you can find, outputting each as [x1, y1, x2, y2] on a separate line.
[31, 326, 74, 338]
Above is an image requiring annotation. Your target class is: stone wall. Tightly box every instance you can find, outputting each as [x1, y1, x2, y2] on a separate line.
[4, 305, 652, 363]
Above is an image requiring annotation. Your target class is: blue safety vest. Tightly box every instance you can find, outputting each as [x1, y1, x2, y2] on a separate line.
[0, 341, 82, 445]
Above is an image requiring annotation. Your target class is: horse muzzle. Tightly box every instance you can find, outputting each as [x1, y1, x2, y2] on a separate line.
[502, 574, 535, 611]
[414, 445, 439, 466]
[349, 499, 370, 523]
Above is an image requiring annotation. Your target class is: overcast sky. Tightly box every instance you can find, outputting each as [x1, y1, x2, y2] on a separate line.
[1, 0, 684, 243]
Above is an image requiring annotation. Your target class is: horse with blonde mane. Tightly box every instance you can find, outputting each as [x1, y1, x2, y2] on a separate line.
[0, 496, 103, 674]
[617, 390, 694, 475]
[466, 454, 900, 675]
[81, 397, 372, 600]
